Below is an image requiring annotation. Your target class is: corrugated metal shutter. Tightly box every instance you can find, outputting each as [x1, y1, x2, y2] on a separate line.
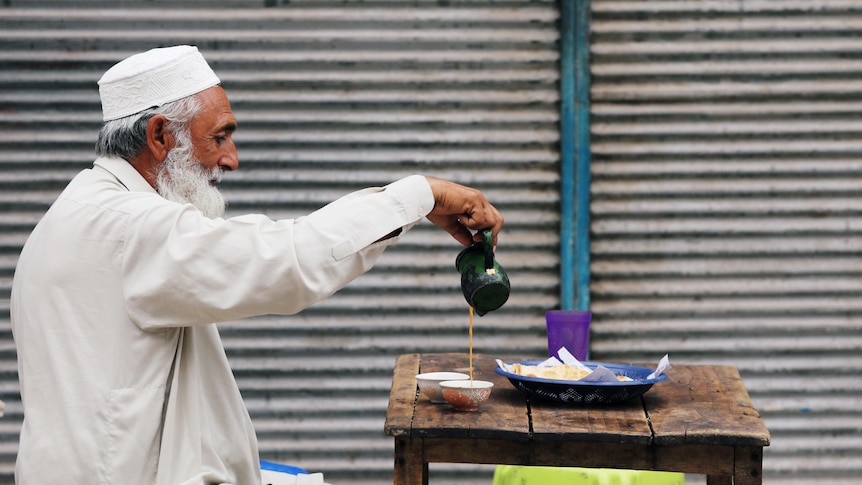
[589, 1, 862, 483]
[0, 2, 560, 484]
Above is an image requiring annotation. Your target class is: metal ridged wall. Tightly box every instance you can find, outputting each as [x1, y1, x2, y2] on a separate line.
[589, 1, 862, 484]
[0, 2, 560, 484]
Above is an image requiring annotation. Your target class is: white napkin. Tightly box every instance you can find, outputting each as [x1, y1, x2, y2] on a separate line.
[647, 354, 672, 379]
[556, 347, 591, 371]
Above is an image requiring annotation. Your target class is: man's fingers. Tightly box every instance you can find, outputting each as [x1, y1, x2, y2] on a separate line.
[424, 176, 504, 246]
[426, 214, 474, 246]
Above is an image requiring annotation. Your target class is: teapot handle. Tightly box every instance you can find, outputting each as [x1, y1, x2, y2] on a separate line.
[482, 229, 495, 271]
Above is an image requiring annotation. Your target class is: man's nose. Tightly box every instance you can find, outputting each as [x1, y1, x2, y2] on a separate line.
[220, 146, 239, 171]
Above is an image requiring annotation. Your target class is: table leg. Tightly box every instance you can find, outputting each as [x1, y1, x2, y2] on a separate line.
[394, 436, 428, 485]
[733, 446, 764, 485]
[705, 446, 763, 485]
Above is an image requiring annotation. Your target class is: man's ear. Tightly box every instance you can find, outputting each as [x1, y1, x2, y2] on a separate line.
[146, 114, 173, 162]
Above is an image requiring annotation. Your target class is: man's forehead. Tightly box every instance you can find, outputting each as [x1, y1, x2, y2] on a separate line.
[192, 87, 236, 131]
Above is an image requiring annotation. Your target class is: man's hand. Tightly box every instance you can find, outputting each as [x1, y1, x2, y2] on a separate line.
[424, 176, 504, 247]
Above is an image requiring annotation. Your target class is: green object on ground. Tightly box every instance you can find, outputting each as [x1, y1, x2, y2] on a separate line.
[492, 465, 685, 485]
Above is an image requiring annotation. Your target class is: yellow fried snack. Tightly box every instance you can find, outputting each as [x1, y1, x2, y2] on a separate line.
[511, 363, 632, 382]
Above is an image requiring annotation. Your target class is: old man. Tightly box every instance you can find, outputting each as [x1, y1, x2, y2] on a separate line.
[10, 45, 502, 484]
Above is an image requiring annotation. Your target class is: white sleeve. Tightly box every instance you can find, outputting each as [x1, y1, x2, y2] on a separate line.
[122, 175, 435, 328]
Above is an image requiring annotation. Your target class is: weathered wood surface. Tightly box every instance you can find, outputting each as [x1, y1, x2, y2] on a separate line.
[383, 353, 421, 438]
[643, 363, 770, 447]
[528, 382, 652, 443]
[384, 353, 770, 484]
[405, 353, 530, 440]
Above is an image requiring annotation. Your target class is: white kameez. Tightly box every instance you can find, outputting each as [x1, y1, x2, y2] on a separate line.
[10, 157, 434, 485]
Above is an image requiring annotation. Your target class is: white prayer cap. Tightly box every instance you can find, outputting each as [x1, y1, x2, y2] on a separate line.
[98, 45, 221, 121]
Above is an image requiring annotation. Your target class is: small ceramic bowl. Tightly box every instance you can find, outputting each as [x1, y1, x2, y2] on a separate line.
[415, 372, 470, 403]
[440, 380, 494, 411]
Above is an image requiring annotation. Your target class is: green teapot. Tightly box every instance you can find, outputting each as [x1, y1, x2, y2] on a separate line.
[455, 229, 510, 316]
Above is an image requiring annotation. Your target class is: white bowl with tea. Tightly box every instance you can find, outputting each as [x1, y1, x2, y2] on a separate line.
[440, 380, 494, 411]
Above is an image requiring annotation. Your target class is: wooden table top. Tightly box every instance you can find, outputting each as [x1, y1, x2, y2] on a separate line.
[385, 353, 770, 448]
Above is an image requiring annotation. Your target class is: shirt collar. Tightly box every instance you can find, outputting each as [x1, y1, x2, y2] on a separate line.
[93, 156, 159, 194]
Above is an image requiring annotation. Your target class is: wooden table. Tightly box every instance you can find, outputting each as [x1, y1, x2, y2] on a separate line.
[384, 353, 770, 485]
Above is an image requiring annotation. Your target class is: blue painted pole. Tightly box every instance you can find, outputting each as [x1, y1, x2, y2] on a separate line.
[558, 0, 576, 310]
[574, 0, 592, 311]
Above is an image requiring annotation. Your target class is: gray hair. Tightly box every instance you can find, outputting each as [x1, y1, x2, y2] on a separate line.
[95, 95, 202, 160]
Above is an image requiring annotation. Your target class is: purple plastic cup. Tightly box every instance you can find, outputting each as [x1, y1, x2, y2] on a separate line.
[545, 310, 592, 360]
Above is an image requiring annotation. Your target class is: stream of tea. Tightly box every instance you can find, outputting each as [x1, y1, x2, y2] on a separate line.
[469, 306, 474, 382]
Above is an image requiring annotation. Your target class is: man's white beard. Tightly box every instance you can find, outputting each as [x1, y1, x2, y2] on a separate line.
[156, 129, 226, 219]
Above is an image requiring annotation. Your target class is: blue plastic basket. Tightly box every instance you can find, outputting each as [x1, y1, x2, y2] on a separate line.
[495, 360, 668, 404]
